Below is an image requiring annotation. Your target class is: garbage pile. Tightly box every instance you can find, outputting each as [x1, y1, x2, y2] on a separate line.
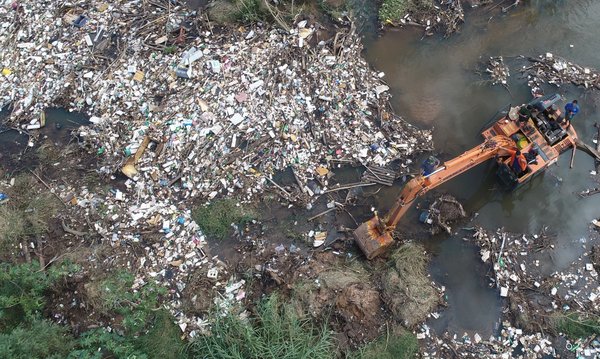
[422, 194, 466, 235]
[420, 322, 557, 358]
[418, 227, 600, 357]
[382, 0, 465, 38]
[81, 23, 431, 203]
[523, 53, 600, 91]
[466, 227, 600, 358]
[483, 56, 510, 88]
[0, 0, 432, 203]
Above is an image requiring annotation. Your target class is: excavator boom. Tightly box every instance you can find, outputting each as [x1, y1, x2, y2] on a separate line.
[354, 135, 515, 259]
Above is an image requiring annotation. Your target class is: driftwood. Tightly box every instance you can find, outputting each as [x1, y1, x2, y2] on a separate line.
[323, 182, 376, 193]
[307, 207, 337, 221]
[61, 220, 88, 236]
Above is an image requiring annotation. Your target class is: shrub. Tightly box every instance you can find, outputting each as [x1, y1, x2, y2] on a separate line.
[0, 319, 75, 359]
[192, 199, 255, 240]
[85, 271, 168, 333]
[189, 294, 334, 359]
[0, 260, 79, 330]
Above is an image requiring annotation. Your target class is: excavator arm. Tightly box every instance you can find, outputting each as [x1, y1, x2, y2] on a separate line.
[354, 135, 516, 259]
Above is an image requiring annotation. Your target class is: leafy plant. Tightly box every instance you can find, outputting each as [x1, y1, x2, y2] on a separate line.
[192, 199, 256, 240]
[189, 294, 334, 359]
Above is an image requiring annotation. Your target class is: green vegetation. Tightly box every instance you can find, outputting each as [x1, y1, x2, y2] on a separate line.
[0, 261, 79, 330]
[350, 329, 419, 359]
[85, 271, 168, 333]
[0, 319, 75, 359]
[379, 0, 433, 22]
[71, 310, 186, 359]
[555, 312, 600, 340]
[189, 294, 334, 359]
[192, 198, 256, 240]
[0, 264, 185, 359]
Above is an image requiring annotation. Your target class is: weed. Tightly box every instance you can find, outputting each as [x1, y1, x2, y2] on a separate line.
[163, 45, 177, 54]
[235, 0, 267, 23]
[0, 319, 75, 359]
[192, 198, 256, 240]
[554, 312, 600, 340]
[71, 327, 147, 358]
[36, 141, 63, 166]
[319, 0, 346, 20]
[208, 0, 240, 24]
[71, 310, 186, 359]
[0, 206, 26, 254]
[379, 0, 434, 22]
[349, 328, 419, 359]
[189, 294, 334, 359]
[381, 243, 439, 328]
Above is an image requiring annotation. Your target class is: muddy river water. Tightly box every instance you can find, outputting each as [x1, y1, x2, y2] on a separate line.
[362, 1, 600, 337]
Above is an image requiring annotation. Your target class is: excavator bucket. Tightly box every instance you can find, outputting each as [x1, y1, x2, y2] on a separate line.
[353, 217, 394, 260]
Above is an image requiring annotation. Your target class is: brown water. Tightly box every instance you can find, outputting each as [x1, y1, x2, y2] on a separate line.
[363, 1, 600, 337]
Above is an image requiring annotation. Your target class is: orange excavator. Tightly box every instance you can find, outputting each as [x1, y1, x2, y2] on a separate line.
[354, 94, 579, 259]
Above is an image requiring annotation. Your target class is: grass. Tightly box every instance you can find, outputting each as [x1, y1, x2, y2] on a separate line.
[192, 198, 256, 240]
[349, 328, 419, 359]
[379, 0, 434, 22]
[189, 294, 334, 359]
[137, 310, 187, 359]
[0, 174, 61, 257]
[554, 312, 600, 340]
[0, 206, 26, 255]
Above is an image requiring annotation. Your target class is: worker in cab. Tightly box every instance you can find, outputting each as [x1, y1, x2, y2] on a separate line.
[508, 149, 527, 176]
[518, 105, 533, 123]
[421, 156, 440, 176]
